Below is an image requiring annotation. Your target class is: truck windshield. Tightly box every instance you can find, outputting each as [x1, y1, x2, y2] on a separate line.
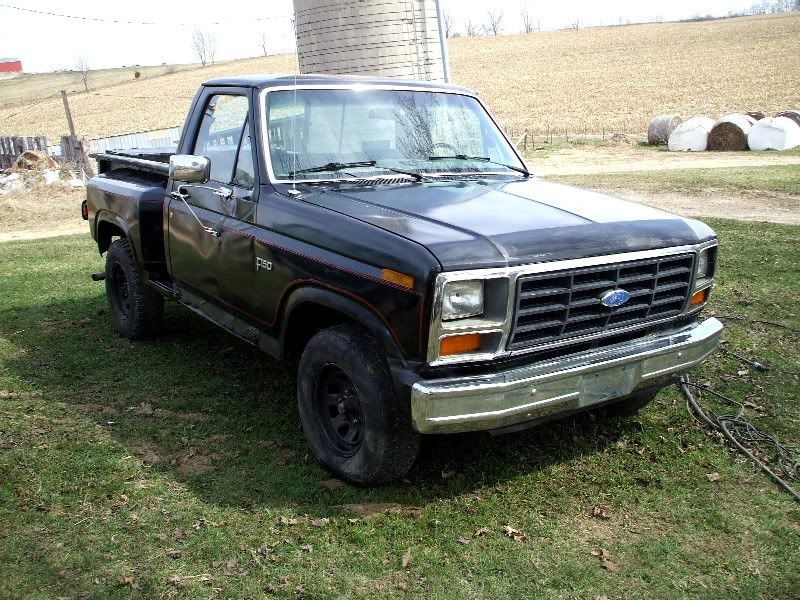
[265, 88, 525, 181]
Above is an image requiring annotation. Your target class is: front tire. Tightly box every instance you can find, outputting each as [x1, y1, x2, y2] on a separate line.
[297, 324, 420, 486]
[105, 238, 163, 339]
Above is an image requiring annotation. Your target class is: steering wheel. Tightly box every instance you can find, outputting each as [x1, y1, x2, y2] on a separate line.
[429, 142, 460, 156]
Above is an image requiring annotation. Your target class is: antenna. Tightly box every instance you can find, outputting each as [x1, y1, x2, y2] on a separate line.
[292, 74, 297, 192]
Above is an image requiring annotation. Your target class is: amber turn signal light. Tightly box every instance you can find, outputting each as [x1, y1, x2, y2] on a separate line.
[440, 333, 481, 356]
[381, 269, 415, 289]
[690, 289, 708, 305]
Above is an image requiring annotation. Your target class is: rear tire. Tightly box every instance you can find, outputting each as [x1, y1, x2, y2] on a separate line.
[105, 238, 163, 339]
[297, 324, 420, 486]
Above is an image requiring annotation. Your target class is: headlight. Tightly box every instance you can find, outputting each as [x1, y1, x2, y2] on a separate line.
[442, 280, 484, 321]
[694, 246, 717, 288]
[696, 250, 711, 279]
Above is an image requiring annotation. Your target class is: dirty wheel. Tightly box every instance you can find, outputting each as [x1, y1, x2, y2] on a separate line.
[105, 238, 163, 339]
[297, 324, 420, 486]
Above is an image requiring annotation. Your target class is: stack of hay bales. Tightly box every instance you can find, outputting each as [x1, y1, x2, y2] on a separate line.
[667, 117, 716, 152]
[707, 114, 757, 151]
[748, 116, 800, 151]
[647, 115, 683, 145]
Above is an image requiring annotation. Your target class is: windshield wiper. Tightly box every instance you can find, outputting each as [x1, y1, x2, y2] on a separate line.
[427, 154, 529, 176]
[288, 161, 377, 177]
[377, 165, 428, 182]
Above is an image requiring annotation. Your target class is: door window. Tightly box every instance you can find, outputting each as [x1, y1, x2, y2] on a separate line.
[232, 121, 255, 188]
[193, 94, 250, 183]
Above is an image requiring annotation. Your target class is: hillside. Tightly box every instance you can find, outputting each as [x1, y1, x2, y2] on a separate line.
[0, 13, 798, 140]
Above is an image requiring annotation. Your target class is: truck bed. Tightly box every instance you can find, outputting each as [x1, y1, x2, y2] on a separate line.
[92, 147, 176, 177]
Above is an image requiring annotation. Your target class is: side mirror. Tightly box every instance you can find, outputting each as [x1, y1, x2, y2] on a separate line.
[169, 155, 210, 183]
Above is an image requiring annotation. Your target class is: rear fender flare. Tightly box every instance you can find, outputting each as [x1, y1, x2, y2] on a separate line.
[95, 211, 132, 255]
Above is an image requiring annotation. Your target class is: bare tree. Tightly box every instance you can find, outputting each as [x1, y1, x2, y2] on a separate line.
[192, 29, 217, 66]
[483, 10, 504, 36]
[443, 10, 455, 38]
[521, 8, 539, 33]
[569, 17, 581, 31]
[464, 19, 478, 37]
[259, 32, 269, 57]
[76, 57, 90, 92]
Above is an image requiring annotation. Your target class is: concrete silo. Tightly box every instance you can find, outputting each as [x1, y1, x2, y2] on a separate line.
[292, 0, 449, 82]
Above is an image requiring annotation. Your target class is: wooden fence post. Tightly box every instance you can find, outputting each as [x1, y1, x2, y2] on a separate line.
[58, 91, 94, 178]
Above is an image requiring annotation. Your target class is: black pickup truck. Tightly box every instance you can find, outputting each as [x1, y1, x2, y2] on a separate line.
[84, 74, 721, 485]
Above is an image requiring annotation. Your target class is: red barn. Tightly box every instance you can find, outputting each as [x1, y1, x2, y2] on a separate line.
[0, 58, 22, 77]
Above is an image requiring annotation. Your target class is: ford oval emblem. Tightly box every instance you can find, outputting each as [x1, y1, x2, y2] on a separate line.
[600, 289, 631, 308]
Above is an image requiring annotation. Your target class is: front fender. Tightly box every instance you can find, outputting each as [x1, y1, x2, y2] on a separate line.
[279, 285, 413, 367]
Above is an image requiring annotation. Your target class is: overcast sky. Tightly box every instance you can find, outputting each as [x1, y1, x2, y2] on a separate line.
[1, 0, 760, 73]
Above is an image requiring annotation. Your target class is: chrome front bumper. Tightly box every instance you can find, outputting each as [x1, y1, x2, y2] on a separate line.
[411, 318, 722, 434]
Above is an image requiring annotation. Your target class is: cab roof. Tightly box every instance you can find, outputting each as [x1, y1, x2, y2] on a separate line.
[202, 73, 475, 95]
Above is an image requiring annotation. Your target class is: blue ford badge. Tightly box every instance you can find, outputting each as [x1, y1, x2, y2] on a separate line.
[600, 289, 631, 308]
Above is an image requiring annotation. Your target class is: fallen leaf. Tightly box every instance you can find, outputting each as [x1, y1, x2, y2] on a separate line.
[311, 518, 330, 527]
[278, 516, 299, 526]
[591, 548, 610, 559]
[441, 469, 455, 480]
[457, 537, 471, 545]
[320, 479, 348, 490]
[401, 549, 412, 569]
[601, 558, 621, 573]
[706, 472, 721, 482]
[347, 518, 360, 525]
[474, 527, 490, 537]
[139, 402, 154, 415]
[166, 549, 182, 559]
[591, 505, 611, 520]
[335, 503, 404, 517]
[300, 544, 313, 553]
[166, 575, 183, 587]
[119, 576, 135, 587]
[173, 528, 186, 540]
[503, 525, 526, 543]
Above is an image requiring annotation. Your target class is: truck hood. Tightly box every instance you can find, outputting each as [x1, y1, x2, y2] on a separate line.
[299, 178, 715, 270]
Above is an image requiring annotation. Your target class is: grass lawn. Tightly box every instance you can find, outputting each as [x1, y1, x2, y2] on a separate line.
[549, 165, 800, 196]
[1, 221, 799, 598]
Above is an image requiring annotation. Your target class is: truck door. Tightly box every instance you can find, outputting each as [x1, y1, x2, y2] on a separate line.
[167, 92, 252, 303]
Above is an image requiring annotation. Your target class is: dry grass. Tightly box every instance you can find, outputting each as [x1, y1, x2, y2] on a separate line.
[0, 185, 85, 235]
[0, 64, 198, 108]
[0, 14, 798, 140]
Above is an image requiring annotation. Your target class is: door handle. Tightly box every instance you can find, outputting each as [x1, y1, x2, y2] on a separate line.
[213, 186, 233, 201]
[170, 186, 219, 238]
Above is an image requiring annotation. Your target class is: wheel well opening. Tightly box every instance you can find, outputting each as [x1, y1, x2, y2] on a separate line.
[97, 221, 126, 254]
[284, 303, 354, 359]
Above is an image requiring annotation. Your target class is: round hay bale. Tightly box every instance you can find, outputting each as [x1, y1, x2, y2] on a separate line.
[14, 150, 58, 171]
[745, 111, 766, 121]
[775, 110, 800, 127]
[648, 114, 683, 145]
[707, 114, 755, 151]
[747, 116, 800, 151]
[667, 116, 715, 152]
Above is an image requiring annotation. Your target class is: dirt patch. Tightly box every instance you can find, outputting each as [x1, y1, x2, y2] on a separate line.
[335, 503, 421, 518]
[176, 448, 214, 477]
[608, 189, 800, 225]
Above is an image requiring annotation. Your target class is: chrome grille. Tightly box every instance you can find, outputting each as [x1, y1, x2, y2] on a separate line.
[509, 253, 695, 351]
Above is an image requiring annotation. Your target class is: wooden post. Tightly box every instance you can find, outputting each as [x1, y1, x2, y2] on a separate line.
[61, 90, 76, 138]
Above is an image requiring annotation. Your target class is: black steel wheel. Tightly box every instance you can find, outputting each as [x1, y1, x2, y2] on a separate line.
[297, 323, 420, 486]
[313, 365, 364, 456]
[104, 238, 163, 339]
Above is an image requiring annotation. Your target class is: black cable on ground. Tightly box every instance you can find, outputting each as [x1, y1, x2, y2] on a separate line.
[678, 375, 800, 503]
[714, 314, 800, 335]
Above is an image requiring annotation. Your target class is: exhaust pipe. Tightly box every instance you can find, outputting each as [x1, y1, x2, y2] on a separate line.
[91, 272, 105, 281]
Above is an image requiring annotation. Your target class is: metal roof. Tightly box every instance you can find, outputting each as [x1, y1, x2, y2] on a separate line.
[201, 73, 473, 94]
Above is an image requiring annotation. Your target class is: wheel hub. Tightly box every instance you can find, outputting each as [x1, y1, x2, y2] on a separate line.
[315, 365, 364, 456]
